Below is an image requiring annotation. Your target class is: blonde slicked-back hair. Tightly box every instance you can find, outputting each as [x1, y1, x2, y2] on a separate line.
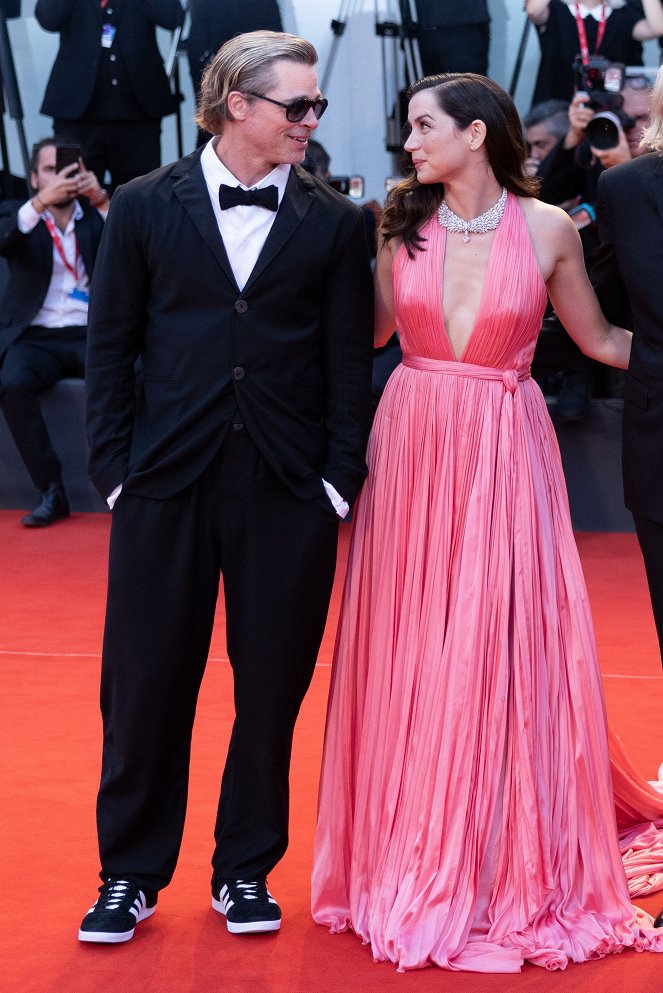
[195, 30, 318, 136]
[641, 64, 663, 155]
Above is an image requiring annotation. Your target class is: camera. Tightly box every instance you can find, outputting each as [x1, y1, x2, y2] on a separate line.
[573, 56, 635, 153]
[573, 55, 625, 110]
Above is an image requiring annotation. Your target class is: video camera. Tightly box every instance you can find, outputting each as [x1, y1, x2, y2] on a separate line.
[573, 55, 634, 150]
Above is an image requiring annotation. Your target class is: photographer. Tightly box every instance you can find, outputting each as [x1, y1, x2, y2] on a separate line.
[527, 0, 663, 105]
[524, 99, 571, 177]
[0, 139, 107, 526]
[532, 67, 654, 419]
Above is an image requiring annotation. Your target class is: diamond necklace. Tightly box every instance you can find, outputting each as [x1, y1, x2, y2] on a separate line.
[437, 187, 507, 243]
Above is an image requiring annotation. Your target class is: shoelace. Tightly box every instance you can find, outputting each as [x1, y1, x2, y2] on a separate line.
[98, 879, 136, 909]
[234, 881, 261, 901]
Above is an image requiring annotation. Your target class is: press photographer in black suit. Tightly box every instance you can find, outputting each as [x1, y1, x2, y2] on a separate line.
[0, 138, 107, 526]
[35, 0, 184, 191]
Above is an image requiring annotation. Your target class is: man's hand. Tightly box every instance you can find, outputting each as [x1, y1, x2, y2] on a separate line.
[34, 161, 80, 210]
[75, 164, 108, 207]
[590, 126, 632, 169]
[564, 91, 594, 149]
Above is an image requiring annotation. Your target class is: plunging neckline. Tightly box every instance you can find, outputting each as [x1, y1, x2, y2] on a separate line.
[436, 206, 501, 364]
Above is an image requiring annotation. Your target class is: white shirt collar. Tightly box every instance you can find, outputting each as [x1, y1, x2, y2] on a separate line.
[567, 2, 614, 20]
[200, 139, 291, 205]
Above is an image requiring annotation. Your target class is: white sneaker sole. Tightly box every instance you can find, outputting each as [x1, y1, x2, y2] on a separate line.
[211, 896, 281, 934]
[78, 905, 156, 943]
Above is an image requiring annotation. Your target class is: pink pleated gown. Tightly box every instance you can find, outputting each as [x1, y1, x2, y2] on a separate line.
[311, 194, 663, 972]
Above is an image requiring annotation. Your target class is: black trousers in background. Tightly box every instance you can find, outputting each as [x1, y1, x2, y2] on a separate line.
[0, 325, 86, 490]
[417, 24, 490, 77]
[53, 119, 161, 191]
[632, 512, 663, 668]
[97, 427, 340, 892]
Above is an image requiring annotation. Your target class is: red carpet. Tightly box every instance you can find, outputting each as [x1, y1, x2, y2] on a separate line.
[1, 512, 662, 993]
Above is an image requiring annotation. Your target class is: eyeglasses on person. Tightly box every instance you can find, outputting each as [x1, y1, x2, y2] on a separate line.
[243, 91, 328, 122]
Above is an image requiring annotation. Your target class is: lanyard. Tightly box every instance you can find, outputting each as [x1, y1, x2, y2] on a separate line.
[43, 215, 80, 283]
[574, 3, 608, 65]
[100, 0, 109, 8]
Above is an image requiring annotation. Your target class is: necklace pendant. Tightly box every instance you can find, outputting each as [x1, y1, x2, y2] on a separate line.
[462, 230, 470, 243]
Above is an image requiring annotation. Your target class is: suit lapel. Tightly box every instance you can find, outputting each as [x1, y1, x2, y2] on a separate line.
[242, 167, 316, 294]
[171, 150, 239, 291]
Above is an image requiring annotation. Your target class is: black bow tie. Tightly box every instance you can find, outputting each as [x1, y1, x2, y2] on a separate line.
[218, 184, 279, 212]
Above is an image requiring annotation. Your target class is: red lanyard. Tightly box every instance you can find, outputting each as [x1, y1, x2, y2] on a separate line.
[43, 215, 80, 282]
[575, 3, 608, 65]
[100, 0, 109, 8]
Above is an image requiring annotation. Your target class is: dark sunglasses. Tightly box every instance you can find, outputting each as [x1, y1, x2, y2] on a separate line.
[244, 91, 328, 122]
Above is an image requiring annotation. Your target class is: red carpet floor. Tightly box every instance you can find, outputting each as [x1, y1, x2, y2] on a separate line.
[1, 511, 662, 993]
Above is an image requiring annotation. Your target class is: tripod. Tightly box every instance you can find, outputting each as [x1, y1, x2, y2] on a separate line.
[0, 4, 29, 200]
[321, 0, 423, 153]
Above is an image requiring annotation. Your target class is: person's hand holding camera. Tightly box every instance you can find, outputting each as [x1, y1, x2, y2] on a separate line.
[75, 165, 109, 209]
[563, 92, 594, 150]
[589, 124, 632, 169]
[31, 161, 80, 212]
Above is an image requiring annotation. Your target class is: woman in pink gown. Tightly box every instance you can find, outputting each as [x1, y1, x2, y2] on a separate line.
[311, 73, 663, 972]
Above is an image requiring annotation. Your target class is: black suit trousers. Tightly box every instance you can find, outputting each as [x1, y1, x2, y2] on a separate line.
[97, 427, 340, 891]
[0, 325, 86, 489]
[632, 513, 663, 668]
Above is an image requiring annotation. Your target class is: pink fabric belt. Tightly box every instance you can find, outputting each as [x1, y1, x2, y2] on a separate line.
[401, 356, 531, 395]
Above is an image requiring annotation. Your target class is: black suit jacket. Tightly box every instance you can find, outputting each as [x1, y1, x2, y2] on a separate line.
[593, 153, 663, 525]
[187, 0, 283, 95]
[85, 150, 374, 506]
[35, 0, 184, 122]
[0, 200, 105, 359]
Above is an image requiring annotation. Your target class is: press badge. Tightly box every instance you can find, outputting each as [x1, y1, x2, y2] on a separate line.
[101, 24, 116, 49]
[70, 287, 89, 303]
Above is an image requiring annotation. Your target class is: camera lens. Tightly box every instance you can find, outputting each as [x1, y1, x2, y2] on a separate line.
[585, 112, 620, 150]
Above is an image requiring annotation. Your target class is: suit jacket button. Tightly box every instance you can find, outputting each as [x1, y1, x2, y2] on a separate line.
[232, 422, 244, 431]
[235, 299, 248, 313]
[233, 366, 245, 380]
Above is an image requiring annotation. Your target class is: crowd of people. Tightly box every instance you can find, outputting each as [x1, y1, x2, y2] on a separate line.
[1, 0, 663, 976]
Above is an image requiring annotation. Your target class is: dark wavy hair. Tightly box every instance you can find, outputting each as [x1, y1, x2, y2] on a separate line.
[381, 73, 539, 256]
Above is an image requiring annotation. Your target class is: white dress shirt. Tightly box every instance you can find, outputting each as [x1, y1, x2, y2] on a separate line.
[18, 199, 90, 327]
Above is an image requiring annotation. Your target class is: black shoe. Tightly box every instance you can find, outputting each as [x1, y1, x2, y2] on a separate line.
[211, 875, 281, 934]
[21, 481, 70, 527]
[78, 879, 157, 943]
[655, 906, 663, 928]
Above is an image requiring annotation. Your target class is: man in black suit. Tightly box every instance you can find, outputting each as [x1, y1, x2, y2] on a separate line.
[79, 30, 374, 944]
[35, 0, 184, 191]
[593, 65, 663, 930]
[413, 0, 490, 77]
[0, 138, 106, 526]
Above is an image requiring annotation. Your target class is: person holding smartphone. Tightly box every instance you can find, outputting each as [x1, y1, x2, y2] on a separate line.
[0, 139, 108, 526]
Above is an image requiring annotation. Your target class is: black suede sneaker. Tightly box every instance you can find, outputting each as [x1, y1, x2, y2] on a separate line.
[78, 879, 157, 943]
[211, 875, 281, 934]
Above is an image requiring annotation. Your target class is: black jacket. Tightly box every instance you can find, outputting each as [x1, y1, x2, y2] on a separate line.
[85, 151, 374, 505]
[35, 0, 184, 121]
[0, 200, 105, 359]
[593, 152, 663, 524]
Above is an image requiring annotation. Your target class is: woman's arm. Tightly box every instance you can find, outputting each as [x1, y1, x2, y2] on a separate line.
[633, 0, 663, 41]
[374, 239, 398, 348]
[525, 0, 551, 26]
[546, 211, 631, 369]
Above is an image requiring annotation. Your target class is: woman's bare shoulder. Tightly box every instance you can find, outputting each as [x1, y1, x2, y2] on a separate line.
[518, 196, 580, 280]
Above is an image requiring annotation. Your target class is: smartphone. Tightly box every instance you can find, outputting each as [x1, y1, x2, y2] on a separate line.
[568, 202, 596, 230]
[55, 143, 81, 175]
